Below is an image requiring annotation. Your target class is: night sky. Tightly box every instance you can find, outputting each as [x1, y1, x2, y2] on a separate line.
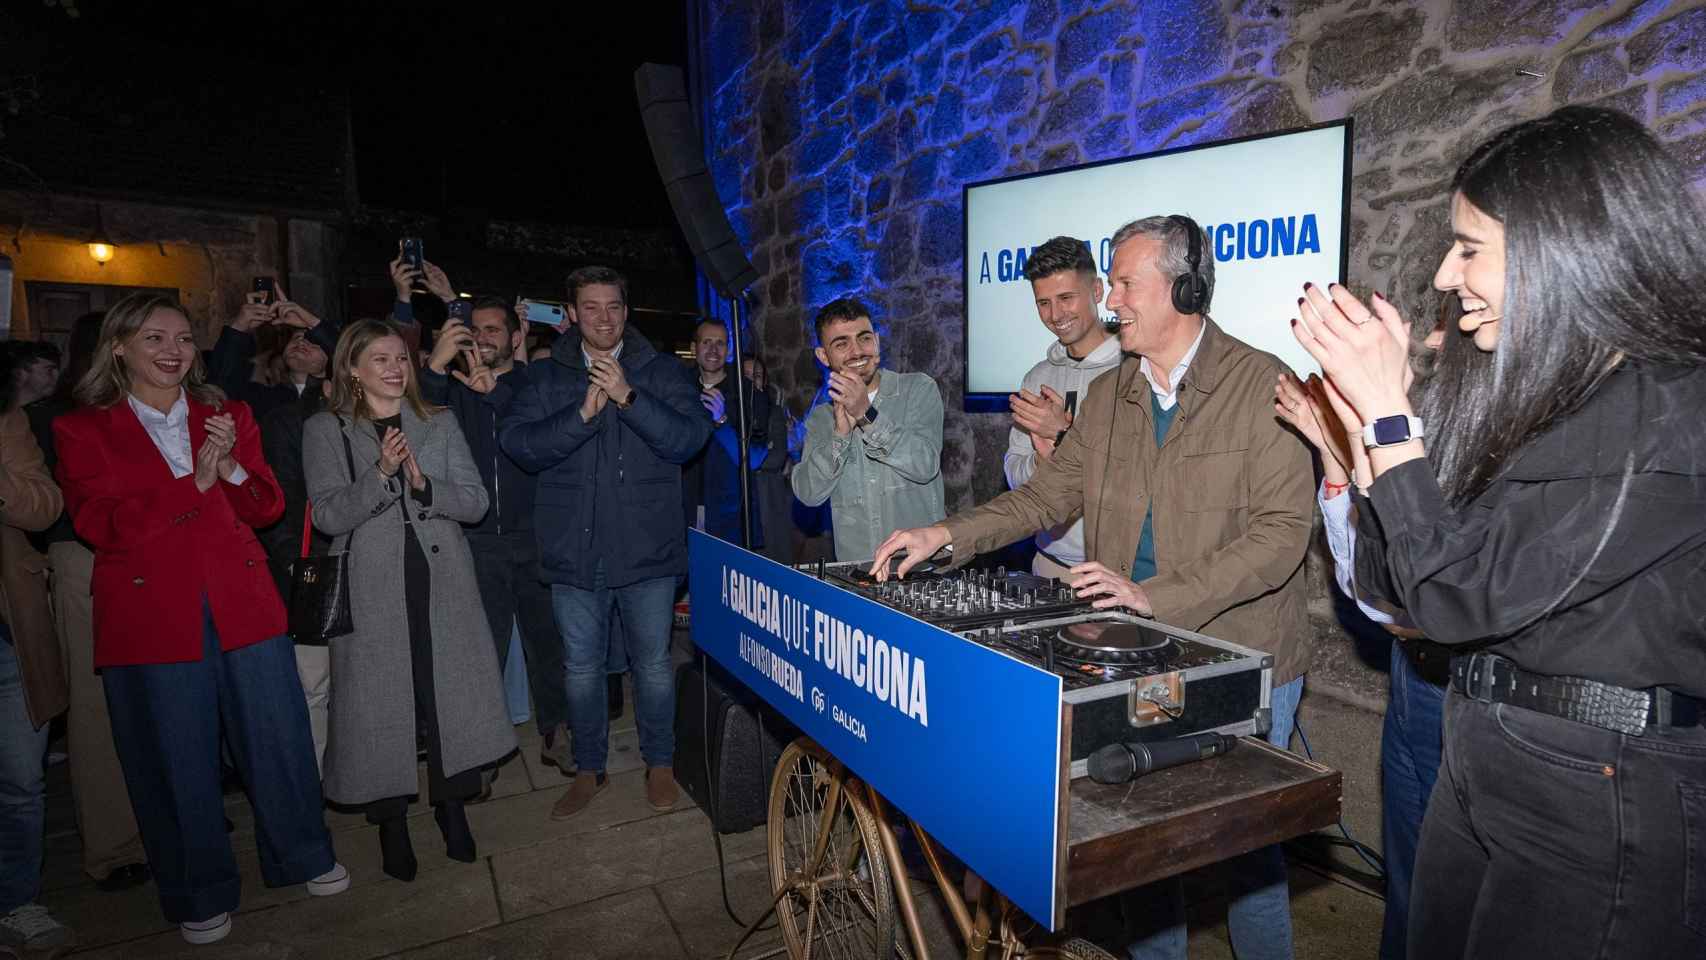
[8, 0, 691, 229]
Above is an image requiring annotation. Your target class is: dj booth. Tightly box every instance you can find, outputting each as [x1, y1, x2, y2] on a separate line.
[683, 531, 1341, 934]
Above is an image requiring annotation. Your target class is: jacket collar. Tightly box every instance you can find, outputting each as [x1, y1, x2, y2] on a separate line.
[1121, 317, 1229, 402]
[553, 324, 657, 373]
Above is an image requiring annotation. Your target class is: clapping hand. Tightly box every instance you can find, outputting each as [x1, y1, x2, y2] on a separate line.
[1291, 284, 1414, 430]
[826, 371, 871, 422]
[195, 414, 238, 492]
[1011, 385, 1071, 440]
[701, 387, 726, 424]
[377, 427, 409, 477]
[588, 357, 631, 407]
[402, 450, 427, 492]
[1274, 372, 1356, 482]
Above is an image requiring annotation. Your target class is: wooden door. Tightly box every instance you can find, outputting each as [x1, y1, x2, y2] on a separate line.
[22, 282, 178, 349]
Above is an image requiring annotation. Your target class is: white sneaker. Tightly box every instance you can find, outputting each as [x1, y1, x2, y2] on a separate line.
[306, 862, 350, 896]
[180, 912, 232, 945]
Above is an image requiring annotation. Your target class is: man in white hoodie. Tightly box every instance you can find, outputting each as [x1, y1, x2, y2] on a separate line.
[1004, 235, 1124, 579]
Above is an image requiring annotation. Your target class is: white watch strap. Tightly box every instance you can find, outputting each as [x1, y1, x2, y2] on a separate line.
[1362, 415, 1425, 448]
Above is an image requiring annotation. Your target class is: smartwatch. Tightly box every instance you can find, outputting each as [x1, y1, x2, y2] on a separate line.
[862, 405, 879, 426]
[1362, 414, 1424, 449]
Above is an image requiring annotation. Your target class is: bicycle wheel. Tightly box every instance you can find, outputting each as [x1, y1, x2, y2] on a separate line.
[767, 737, 895, 960]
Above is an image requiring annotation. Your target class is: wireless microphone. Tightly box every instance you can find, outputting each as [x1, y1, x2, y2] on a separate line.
[1086, 732, 1236, 784]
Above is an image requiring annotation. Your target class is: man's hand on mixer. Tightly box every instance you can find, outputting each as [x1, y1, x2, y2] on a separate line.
[1068, 561, 1154, 615]
[868, 525, 951, 582]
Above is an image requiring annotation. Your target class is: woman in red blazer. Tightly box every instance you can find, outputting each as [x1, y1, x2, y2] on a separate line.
[53, 293, 347, 945]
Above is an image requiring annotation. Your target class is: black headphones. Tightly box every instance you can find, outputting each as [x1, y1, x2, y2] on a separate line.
[1169, 214, 1208, 316]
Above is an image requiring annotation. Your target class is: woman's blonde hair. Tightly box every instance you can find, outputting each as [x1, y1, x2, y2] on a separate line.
[326, 319, 437, 420]
[74, 293, 224, 409]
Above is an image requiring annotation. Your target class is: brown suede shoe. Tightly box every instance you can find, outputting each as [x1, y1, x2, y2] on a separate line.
[645, 766, 679, 812]
[549, 772, 607, 821]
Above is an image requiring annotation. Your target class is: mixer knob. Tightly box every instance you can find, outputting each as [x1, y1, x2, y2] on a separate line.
[996, 564, 1007, 579]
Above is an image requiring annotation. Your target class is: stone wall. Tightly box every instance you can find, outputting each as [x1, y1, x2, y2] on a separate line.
[697, 0, 1706, 864]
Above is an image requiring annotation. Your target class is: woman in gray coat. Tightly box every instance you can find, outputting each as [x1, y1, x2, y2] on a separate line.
[304, 319, 515, 882]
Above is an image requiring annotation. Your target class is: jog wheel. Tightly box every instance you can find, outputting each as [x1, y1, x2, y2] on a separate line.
[1055, 621, 1173, 665]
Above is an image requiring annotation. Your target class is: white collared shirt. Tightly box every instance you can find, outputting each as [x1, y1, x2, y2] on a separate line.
[127, 390, 248, 485]
[583, 341, 625, 370]
[1139, 320, 1207, 411]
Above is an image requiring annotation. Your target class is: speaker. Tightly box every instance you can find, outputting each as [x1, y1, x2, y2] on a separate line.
[635, 63, 758, 298]
[674, 659, 790, 834]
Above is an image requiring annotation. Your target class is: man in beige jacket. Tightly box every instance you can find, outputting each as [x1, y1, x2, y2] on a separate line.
[873, 215, 1313, 960]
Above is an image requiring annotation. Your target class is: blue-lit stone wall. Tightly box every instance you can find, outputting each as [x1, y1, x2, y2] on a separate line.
[702, 0, 1706, 515]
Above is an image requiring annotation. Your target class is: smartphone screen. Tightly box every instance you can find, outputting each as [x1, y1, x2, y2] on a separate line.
[400, 237, 425, 272]
[517, 298, 569, 332]
[446, 299, 472, 322]
[252, 276, 276, 305]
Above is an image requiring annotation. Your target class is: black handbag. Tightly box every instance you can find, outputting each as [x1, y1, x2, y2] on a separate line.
[286, 425, 358, 644]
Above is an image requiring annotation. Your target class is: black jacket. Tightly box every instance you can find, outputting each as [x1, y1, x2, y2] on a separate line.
[498, 326, 713, 589]
[682, 372, 771, 545]
[207, 323, 340, 425]
[1355, 362, 1706, 698]
[419, 363, 536, 535]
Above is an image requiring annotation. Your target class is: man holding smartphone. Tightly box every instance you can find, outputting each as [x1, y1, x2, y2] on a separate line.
[500, 266, 712, 821]
[419, 298, 569, 777]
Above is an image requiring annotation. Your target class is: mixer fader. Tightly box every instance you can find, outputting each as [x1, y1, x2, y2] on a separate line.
[805, 558, 1093, 630]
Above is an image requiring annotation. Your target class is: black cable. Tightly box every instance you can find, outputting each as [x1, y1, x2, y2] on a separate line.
[1293, 717, 1387, 878]
[700, 649, 775, 931]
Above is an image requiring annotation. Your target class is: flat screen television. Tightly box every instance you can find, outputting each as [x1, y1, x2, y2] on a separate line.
[962, 120, 1352, 411]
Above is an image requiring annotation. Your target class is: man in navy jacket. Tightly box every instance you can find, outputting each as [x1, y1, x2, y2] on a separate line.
[499, 266, 712, 820]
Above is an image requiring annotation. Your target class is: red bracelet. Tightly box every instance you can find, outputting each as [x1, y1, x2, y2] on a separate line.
[1323, 479, 1350, 493]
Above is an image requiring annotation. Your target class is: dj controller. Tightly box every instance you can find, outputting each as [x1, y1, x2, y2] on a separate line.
[804, 559, 1274, 777]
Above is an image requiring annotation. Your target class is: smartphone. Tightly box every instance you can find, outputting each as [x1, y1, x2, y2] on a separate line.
[400, 237, 425, 272]
[446, 298, 473, 322]
[251, 276, 276, 305]
[517, 298, 568, 331]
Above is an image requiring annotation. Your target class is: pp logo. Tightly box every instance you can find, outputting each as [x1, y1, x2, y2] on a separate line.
[811, 687, 825, 713]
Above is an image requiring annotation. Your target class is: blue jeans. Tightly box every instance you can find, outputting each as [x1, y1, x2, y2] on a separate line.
[0, 630, 48, 914]
[1379, 641, 1445, 959]
[1124, 675, 1304, 960]
[551, 566, 677, 772]
[102, 607, 335, 923]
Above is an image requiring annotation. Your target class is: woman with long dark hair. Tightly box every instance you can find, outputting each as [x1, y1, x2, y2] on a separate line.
[303, 319, 513, 882]
[1294, 106, 1706, 957]
[52, 293, 346, 944]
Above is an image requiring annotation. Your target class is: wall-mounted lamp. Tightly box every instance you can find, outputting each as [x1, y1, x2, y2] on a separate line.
[87, 205, 115, 266]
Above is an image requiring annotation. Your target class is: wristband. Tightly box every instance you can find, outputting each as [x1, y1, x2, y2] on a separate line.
[1323, 479, 1350, 493]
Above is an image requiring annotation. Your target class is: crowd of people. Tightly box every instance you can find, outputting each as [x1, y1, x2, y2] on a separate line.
[2, 102, 1704, 960]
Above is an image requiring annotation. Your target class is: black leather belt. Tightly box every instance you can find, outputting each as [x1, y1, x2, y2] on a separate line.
[1450, 652, 1704, 736]
[1397, 636, 1452, 686]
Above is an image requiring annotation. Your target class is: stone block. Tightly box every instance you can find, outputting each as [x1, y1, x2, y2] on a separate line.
[1306, 9, 1424, 99]
[802, 232, 864, 302]
[797, 121, 849, 177]
[900, 149, 941, 202]
[1039, 142, 1081, 170]
[1659, 72, 1706, 116]
[853, 90, 880, 129]
[967, 30, 1012, 73]
[1023, 0, 1058, 40]
[906, 8, 947, 50]
[708, 4, 757, 84]
[1133, 80, 1244, 145]
[930, 86, 966, 142]
[826, 164, 854, 223]
[1584, 0, 1671, 43]
[950, 132, 1002, 180]
[655, 855, 781, 959]
[872, 24, 911, 74]
[916, 46, 946, 90]
[1039, 78, 1105, 142]
[917, 202, 962, 268]
[1236, 24, 1279, 50]
[1589, 83, 1650, 120]
[1447, 0, 1600, 52]
[1627, 6, 1706, 75]
[867, 175, 893, 214]
[883, 68, 910, 106]
[946, 0, 1010, 49]
[1139, 0, 1230, 96]
[758, 75, 801, 155]
[1234, 51, 1261, 71]
[812, 26, 855, 110]
[1552, 47, 1631, 102]
[1083, 116, 1132, 160]
[1109, 52, 1138, 102]
[1056, 7, 1132, 86]
[993, 70, 1032, 114]
[873, 209, 915, 284]
[1352, 64, 1529, 149]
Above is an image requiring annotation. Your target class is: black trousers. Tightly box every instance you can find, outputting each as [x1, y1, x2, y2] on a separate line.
[1409, 689, 1706, 958]
[466, 530, 563, 735]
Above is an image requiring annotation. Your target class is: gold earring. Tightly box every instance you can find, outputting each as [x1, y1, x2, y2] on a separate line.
[350, 375, 363, 402]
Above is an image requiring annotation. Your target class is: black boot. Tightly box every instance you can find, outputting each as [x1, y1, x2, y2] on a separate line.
[607, 673, 625, 721]
[378, 817, 417, 882]
[435, 801, 477, 863]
